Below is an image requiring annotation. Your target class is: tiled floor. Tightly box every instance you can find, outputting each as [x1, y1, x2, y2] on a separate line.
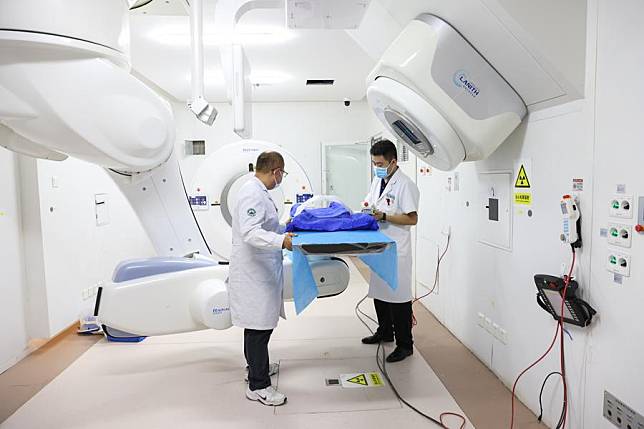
[0, 259, 545, 429]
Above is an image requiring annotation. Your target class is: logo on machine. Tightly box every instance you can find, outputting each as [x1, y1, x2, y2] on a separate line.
[242, 148, 260, 152]
[212, 306, 230, 315]
[453, 70, 480, 97]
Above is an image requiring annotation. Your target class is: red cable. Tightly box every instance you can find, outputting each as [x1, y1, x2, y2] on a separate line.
[558, 250, 575, 428]
[411, 235, 450, 327]
[406, 235, 467, 427]
[510, 249, 576, 429]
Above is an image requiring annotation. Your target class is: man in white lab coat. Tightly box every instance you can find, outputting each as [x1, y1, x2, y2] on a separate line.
[361, 139, 420, 363]
[229, 151, 294, 406]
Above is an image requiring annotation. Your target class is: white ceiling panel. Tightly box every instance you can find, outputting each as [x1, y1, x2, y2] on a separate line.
[128, 0, 587, 109]
[129, 12, 375, 102]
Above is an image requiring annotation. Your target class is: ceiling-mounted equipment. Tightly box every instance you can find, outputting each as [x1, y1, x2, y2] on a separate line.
[287, 0, 371, 29]
[187, 0, 218, 126]
[366, 14, 527, 171]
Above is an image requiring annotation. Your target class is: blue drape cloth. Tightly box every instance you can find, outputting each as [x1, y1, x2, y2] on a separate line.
[286, 202, 378, 232]
[290, 231, 398, 314]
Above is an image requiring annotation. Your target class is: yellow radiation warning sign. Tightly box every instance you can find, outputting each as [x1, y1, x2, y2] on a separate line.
[347, 374, 368, 386]
[340, 372, 384, 388]
[515, 165, 531, 188]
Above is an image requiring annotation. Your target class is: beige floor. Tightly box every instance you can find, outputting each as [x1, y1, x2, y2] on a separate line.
[0, 259, 545, 429]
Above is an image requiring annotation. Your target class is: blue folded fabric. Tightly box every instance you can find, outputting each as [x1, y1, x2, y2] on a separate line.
[290, 231, 398, 314]
[286, 202, 379, 232]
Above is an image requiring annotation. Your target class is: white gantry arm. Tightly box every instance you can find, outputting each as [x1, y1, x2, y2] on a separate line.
[0, 0, 210, 256]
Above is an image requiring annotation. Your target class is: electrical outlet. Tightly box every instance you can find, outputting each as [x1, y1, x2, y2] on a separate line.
[484, 317, 493, 334]
[604, 391, 644, 429]
[498, 328, 508, 344]
[607, 251, 631, 277]
[492, 322, 500, 337]
[610, 195, 634, 219]
[608, 223, 633, 248]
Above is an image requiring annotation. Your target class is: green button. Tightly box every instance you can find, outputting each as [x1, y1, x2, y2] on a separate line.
[610, 256, 617, 264]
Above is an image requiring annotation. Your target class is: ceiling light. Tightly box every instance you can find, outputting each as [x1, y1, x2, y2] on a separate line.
[148, 24, 296, 46]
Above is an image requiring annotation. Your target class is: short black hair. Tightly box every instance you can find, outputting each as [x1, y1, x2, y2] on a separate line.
[370, 139, 397, 161]
[255, 151, 285, 173]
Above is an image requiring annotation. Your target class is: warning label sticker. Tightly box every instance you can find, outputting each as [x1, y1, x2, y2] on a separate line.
[572, 178, 584, 191]
[514, 165, 531, 188]
[514, 192, 532, 205]
[340, 372, 385, 388]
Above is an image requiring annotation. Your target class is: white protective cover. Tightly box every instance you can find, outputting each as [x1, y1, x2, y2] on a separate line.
[292, 195, 347, 217]
[98, 264, 233, 336]
[97, 256, 350, 336]
[367, 14, 527, 171]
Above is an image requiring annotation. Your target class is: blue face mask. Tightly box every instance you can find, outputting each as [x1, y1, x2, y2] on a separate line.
[373, 162, 391, 179]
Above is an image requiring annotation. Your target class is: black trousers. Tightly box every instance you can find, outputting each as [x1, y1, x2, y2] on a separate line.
[244, 328, 273, 391]
[374, 299, 413, 349]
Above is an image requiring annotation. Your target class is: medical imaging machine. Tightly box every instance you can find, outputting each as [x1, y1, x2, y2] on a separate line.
[0, 1, 525, 339]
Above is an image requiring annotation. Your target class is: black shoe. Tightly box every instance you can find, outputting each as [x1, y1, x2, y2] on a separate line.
[361, 333, 394, 344]
[386, 346, 413, 363]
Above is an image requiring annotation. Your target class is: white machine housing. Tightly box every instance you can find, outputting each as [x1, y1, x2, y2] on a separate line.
[97, 254, 350, 336]
[366, 14, 527, 171]
[0, 0, 351, 339]
[189, 140, 313, 260]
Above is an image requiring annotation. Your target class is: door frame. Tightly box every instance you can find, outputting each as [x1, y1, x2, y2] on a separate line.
[320, 140, 373, 198]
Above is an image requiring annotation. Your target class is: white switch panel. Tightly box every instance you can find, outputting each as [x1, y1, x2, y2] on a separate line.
[607, 223, 633, 248]
[609, 195, 634, 219]
[607, 251, 631, 277]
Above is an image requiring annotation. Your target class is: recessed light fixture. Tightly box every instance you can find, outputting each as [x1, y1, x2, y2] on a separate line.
[306, 79, 334, 85]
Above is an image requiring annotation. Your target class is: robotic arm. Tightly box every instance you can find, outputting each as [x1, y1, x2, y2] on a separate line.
[0, 0, 349, 339]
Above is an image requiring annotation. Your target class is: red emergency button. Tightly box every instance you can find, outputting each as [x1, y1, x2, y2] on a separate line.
[635, 224, 644, 233]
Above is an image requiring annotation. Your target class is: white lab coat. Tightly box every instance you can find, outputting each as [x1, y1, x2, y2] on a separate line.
[229, 176, 286, 330]
[365, 168, 420, 303]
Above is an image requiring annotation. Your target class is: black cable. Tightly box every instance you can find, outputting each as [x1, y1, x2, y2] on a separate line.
[108, 168, 132, 177]
[537, 371, 563, 421]
[129, 0, 155, 10]
[355, 296, 452, 428]
[376, 341, 447, 427]
[415, 233, 450, 301]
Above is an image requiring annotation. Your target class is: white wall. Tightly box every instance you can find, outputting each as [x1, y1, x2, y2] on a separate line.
[30, 158, 156, 336]
[0, 148, 29, 373]
[414, 1, 644, 427]
[173, 101, 383, 193]
[586, 0, 644, 424]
